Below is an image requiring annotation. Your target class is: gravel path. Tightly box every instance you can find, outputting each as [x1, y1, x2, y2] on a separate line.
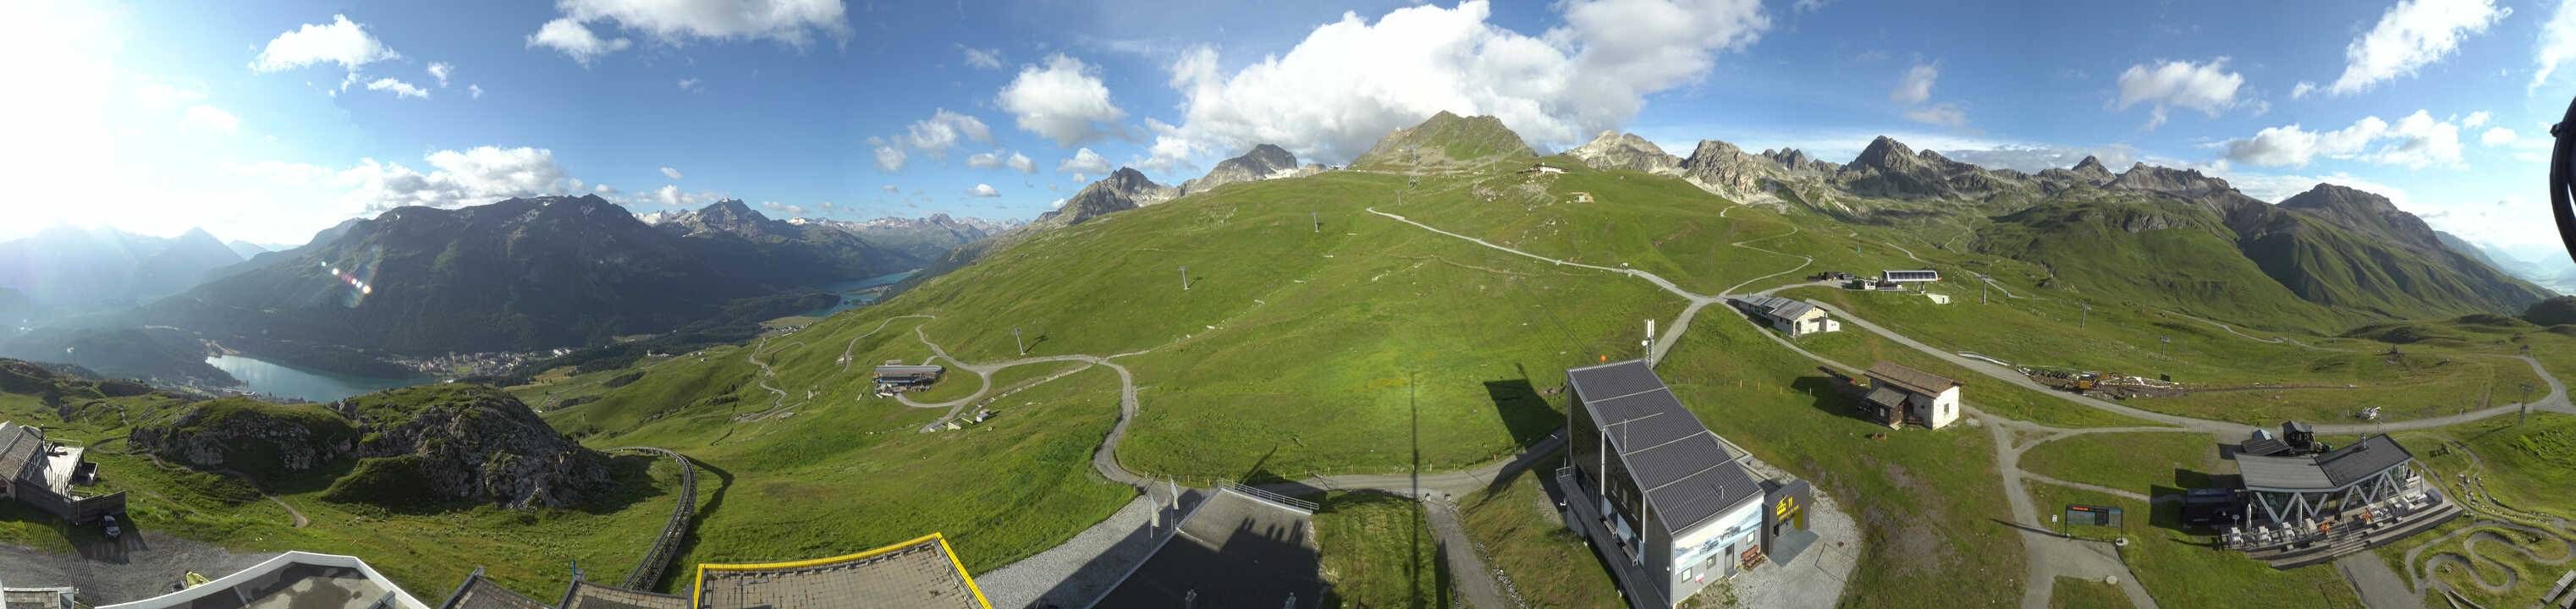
[977, 486, 1197, 608]
[0, 531, 275, 604]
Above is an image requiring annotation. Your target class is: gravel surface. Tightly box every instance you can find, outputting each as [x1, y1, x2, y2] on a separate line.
[1728, 458, 1861, 609]
[977, 486, 1202, 608]
[0, 530, 275, 605]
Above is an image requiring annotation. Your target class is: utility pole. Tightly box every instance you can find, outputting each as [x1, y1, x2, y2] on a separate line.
[2522, 382, 2535, 425]
[1643, 319, 1656, 365]
[1313, 211, 1320, 233]
[1181, 266, 1190, 291]
[2081, 303, 2090, 329]
[1013, 326, 1025, 356]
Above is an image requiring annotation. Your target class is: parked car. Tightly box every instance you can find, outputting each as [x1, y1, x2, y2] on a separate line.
[102, 514, 121, 539]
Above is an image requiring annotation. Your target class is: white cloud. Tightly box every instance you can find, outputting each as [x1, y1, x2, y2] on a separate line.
[2318, 0, 2508, 96]
[250, 14, 400, 73]
[184, 105, 240, 133]
[2220, 109, 2463, 168]
[678, 78, 701, 91]
[647, 184, 724, 208]
[2290, 81, 2317, 99]
[967, 184, 1000, 197]
[1144, 0, 1770, 170]
[2221, 170, 2412, 207]
[1058, 147, 1113, 174]
[363, 78, 429, 99]
[960, 45, 1003, 69]
[1891, 63, 1935, 104]
[527, 18, 632, 64]
[997, 54, 1126, 146]
[660, 166, 684, 179]
[1902, 103, 1968, 128]
[551, 0, 847, 46]
[873, 145, 906, 172]
[2113, 58, 2243, 129]
[2481, 127, 2518, 145]
[426, 62, 452, 87]
[901, 108, 993, 156]
[881, 184, 900, 194]
[2463, 111, 2490, 128]
[469, 84, 485, 99]
[968, 150, 1036, 173]
[1049, 197, 1066, 209]
[337, 146, 577, 211]
[2537, 0, 2576, 91]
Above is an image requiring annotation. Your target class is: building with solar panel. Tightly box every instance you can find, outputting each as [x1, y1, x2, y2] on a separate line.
[1558, 359, 1810, 609]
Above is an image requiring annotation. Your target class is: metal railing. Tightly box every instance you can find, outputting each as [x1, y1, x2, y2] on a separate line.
[1215, 480, 1319, 513]
[610, 447, 697, 590]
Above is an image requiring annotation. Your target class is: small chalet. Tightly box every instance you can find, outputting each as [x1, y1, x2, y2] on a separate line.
[1860, 363, 1962, 430]
[1729, 295, 1840, 337]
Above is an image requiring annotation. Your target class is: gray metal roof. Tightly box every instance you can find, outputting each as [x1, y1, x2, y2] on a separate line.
[1864, 387, 1906, 409]
[2237, 435, 2414, 491]
[0, 423, 44, 488]
[1566, 360, 1764, 536]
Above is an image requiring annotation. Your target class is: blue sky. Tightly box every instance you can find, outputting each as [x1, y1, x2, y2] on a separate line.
[7, 0, 2575, 263]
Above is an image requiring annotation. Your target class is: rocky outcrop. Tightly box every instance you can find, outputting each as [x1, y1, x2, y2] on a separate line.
[2103, 163, 2232, 200]
[1033, 168, 1176, 229]
[1568, 131, 1681, 173]
[1180, 144, 1318, 196]
[2035, 156, 2116, 190]
[1834, 136, 2020, 200]
[130, 385, 612, 509]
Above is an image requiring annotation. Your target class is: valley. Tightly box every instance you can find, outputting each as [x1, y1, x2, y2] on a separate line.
[3, 112, 2573, 609]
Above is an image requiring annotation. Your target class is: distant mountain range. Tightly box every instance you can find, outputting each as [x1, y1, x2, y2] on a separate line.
[1553, 126, 2555, 324]
[0, 226, 244, 315]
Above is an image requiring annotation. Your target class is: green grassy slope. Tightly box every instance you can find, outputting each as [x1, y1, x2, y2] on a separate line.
[1972, 194, 2352, 332]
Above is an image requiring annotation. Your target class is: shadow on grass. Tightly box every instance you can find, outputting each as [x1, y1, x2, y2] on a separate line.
[1791, 376, 1877, 425]
[1484, 366, 1559, 447]
[653, 457, 731, 593]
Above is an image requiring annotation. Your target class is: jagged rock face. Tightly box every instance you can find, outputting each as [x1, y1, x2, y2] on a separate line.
[1836, 136, 2018, 199]
[339, 385, 612, 508]
[1568, 131, 1681, 173]
[1180, 144, 1318, 196]
[129, 386, 613, 509]
[129, 398, 358, 476]
[2036, 156, 2117, 190]
[2104, 163, 2232, 200]
[1036, 167, 1175, 228]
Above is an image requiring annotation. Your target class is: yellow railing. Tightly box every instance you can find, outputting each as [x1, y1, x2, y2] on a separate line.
[691, 531, 991, 609]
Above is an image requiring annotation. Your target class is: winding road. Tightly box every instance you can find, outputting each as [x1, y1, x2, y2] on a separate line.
[1360, 202, 2576, 608]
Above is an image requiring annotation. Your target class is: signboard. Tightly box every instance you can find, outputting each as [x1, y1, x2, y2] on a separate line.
[2063, 504, 2124, 528]
[1761, 478, 1813, 553]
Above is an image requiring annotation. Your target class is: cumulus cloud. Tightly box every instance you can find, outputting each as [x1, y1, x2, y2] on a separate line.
[2315, 0, 2507, 96]
[426, 62, 452, 87]
[647, 184, 724, 207]
[960, 45, 1003, 69]
[1891, 63, 1936, 104]
[2113, 58, 2244, 129]
[966, 184, 1000, 197]
[997, 54, 1126, 146]
[469, 85, 485, 99]
[1902, 103, 1968, 128]
[678, 78, 701, 91]
[900, 109, 993, 156]
[2480, 127, 2518, 145]
[250, 14, 400, 73]
[1058, 147, 1113, 174]
[338, 146, 577, 211]
[965, 150, 1036, 173]
[364, 77, 429, 98]
[184, 105, 241, 133]
[2462, 111, 2490, 128]
[527, 18, 632, 64]
[2537, 0, 2576, 91]
[873, 145, 906, 172]
[660, 166, 684, 179]
[1144, 0, 1770, 170]
[550, 0, 847, 47]
[2220, 110, 2463, 168]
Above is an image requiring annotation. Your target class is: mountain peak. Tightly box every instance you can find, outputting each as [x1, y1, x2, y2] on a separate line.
[1179, 144, 1314, 196]
[1851, 136, 1918, 170]
[1351, 112, 1533, 170]
[2073, 156, 2107, 173]
[1568, 132, 1679, 173]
